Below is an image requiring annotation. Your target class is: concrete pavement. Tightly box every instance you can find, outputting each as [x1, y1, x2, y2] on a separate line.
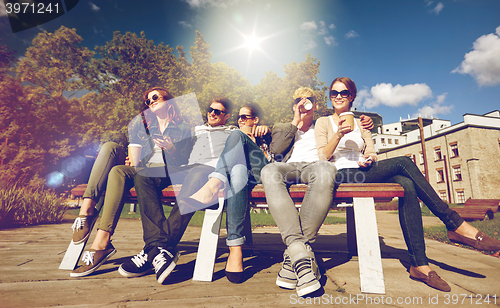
[0, 211, 499, 307]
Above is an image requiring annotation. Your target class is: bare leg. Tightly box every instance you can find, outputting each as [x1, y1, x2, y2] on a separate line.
[453, 221, 479, 239]
[188, 178, 224, 205]
[90, 229, 111, 250]
[226, 245, 243, 272]
[78, 198, 96, 216]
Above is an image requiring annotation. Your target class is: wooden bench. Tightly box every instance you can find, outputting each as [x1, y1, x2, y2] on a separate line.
[453, 199, 500, 221]
[65, 183, 404, 294]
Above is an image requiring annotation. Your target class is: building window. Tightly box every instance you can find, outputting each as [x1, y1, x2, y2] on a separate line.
[394, 127, 398, 131]
[434, 147, 442, 161]
[452, 165, 462, 181]
[436, 169, 444, 183]
[439, 190, 447, 201]
[456, 190, 466, 203]
[388, 139, 392, 144]
[373, 138, 376, 144]
[385, 128, 389, 132]
[395, 139, 399, 145]
[381, 138, 385, 144]
[450, 142, 459, 158]
[419, 152, 424, 165]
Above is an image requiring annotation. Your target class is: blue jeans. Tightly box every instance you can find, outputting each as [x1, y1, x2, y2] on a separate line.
[209, 130, 269, 246]
[261, 161, 338, 247]
[336, 156, 464, 267]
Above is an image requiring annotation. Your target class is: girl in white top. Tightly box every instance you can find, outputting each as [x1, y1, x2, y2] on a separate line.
[315, 77, 496, 292]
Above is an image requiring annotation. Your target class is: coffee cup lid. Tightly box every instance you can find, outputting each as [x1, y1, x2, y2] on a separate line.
[339, 112, 354, 116]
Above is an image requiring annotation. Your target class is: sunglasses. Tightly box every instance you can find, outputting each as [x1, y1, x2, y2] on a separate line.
[330, 90, 351, 98]
[207, 107, 227, 116]
[294, 97, 315, 104]
[144, 94, 163, 106]
[238, 115, 254, 120]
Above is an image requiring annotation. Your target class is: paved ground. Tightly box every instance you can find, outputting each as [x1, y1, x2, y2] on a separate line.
[1, 211, 499, 307]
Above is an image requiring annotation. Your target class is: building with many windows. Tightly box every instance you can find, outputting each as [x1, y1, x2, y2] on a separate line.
[375, 111, 500, 203]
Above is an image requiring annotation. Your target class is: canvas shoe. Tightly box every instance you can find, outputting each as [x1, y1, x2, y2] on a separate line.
[288, 242, 321, 297]
[71, 213, 98, 244]
[148, 247, 180, 284]
[118, 250, 154, 278]
[276, 249, 297, 289]
[70, 243, 116, 277]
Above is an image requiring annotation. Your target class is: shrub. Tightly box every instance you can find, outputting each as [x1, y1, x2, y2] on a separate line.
[0, 185, 68, 228]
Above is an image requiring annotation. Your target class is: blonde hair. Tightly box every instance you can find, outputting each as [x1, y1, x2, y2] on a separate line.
[293, 87, 315, 99]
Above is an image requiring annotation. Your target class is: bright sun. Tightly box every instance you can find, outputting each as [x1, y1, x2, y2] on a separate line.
[243, 35, 261, 51]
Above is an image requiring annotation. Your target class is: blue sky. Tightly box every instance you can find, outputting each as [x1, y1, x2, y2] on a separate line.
[1, 0, 499, 125]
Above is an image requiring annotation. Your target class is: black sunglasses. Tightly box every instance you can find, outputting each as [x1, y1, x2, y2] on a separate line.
[330, 90, 351, 98]
[294, 97, 315, 104]
[144, 94, 163, 106]
[207, 107, 227, 115]
[238, 114, 254, 120]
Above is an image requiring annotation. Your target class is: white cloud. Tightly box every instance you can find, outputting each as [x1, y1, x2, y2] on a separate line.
[413, 93, 453, 118]
[430, 2, 444, 15]
[452, 26, 500, 86]
[318, 21, 328, 35]
[303, 40, 317, 51]
[329, 24, 336, 30]
[425, 0, 434, 7]
[178, 21, 192, 28]
[300, 21, 317, 31]
[345, 30, 359, 39]
[324, 36, 337, 46]
[359, 83, 433, 108]
[184, 0, 238, 9]
[89, 2, 100, 12]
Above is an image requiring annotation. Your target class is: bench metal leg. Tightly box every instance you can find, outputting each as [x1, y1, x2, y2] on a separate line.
[59, 240, 88, 270]
[353, 197, 385, 294]
[346, 206, 357, 255]
[192, 196, 225, 282]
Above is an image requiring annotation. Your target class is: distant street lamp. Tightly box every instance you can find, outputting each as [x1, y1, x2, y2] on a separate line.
[401, 117, 432, 182]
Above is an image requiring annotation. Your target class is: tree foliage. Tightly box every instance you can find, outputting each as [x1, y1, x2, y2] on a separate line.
[0, 26, 330, 188]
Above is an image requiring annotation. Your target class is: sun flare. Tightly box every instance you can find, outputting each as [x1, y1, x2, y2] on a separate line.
[244, 35, 261, 51]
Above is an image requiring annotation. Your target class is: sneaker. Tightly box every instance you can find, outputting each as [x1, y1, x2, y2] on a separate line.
[71, 213, 98, 244]
[118, 250, 154, 278]
[288, 242, 321, 297]
[70, 243, 116, 277]
[276, 249, 297, 289]
[148, 247, 180, 284]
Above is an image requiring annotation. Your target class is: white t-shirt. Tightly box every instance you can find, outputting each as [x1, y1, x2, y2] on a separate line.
[329, 117, 365, 169]
[287, 124, 319, 163]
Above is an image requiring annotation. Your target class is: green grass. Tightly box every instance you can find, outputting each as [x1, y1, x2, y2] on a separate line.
[424, 214, 500, 257]
[67, 205, 346, 228]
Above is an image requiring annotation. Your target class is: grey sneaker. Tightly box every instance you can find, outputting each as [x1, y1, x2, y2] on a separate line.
[71, 213, 98, 244]
[276, 249, 296, 289]
[288, 242, 321, 297]
[70, 243, 116, 277]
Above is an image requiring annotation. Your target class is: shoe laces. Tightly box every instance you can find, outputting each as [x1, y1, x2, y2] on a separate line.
[81, 251, 95, 265]
[283, 253, 293, 269]
[152, 252, 168, 273]
[71, 216, 86, 232]
[294, 258, 313, 279]
[131, 250, 148, 268]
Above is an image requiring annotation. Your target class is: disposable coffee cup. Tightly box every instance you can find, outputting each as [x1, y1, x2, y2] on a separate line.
[240, 126, 253, 135]
[339, 112, 354, 130]
[299, 99, 313, 113]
